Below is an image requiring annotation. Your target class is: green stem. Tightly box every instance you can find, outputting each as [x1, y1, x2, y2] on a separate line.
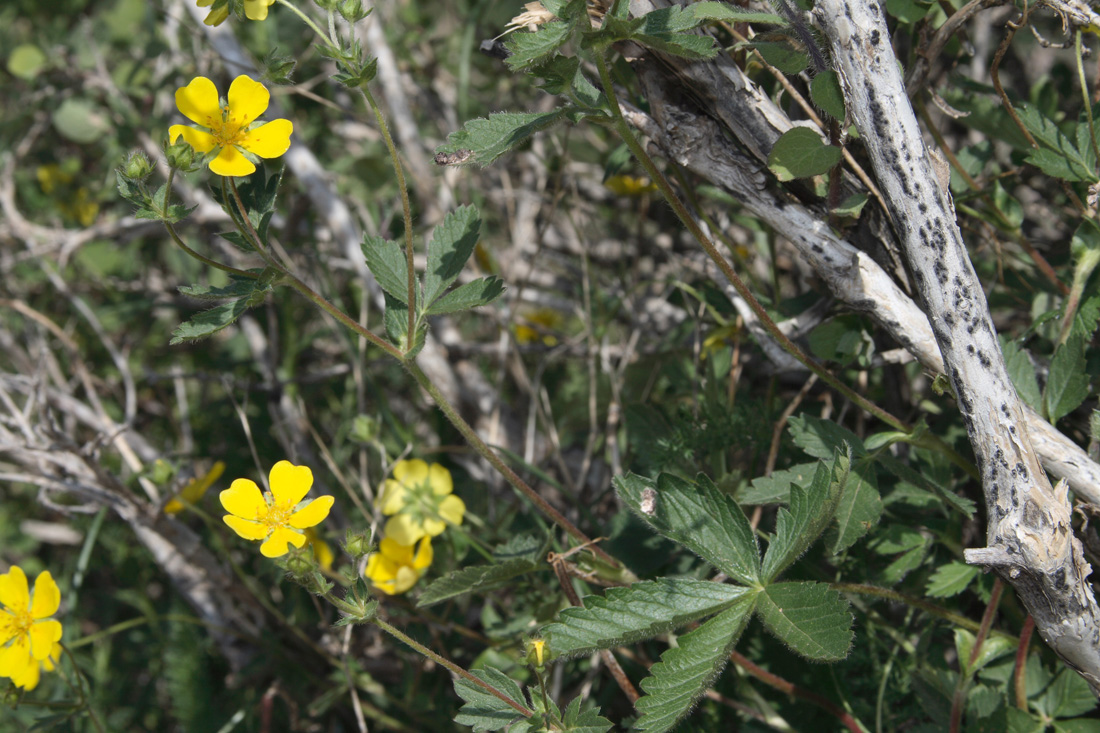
[226, 178, 403, 359]
[1076, 30, 1100, 168]
[162, 170, 256, 278]
[358, 85, 418, 345]
[592, 52, 910, 435]
[372, 616, 537, 720]
[405, 360, 627, 572]
[275, 0, 338, 47]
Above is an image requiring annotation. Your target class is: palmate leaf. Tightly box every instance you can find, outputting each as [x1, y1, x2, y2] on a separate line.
[829, 461, 882, 554]
[424, 205, 482, 305]
[755, 581, 853, 662]
[424, 277, 505, 315]
[616, 472, 761, 586]
[542, 578, 753, 658]
[760, 453, 848, 583]
[453, 667, 529, 732]
[169, 298, 251, 344]
[634, 600, 754, 732]
[436, 109, 586, 167]
[1045, 334, 1089, 423]
[361, 234, 413, 305]
[505, 21, 573, 71]
[561, 697, 613, 733]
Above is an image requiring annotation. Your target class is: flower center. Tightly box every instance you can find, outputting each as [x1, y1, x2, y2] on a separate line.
[258, 500, 293, 532]
[1, 608, 32, 642]
[208, 106, 249, 148]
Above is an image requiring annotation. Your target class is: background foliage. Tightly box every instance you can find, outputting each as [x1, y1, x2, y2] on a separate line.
[4, 0, 1100, 730]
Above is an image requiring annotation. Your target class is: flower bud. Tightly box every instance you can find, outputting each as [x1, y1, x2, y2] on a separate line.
[526, 638, 549, 668]
[121, 150, 154, 181]
[343, 530, 371, 559]
[313, 0, 339, 10]
[284, 546, 317, 578]
[338, 0, 369, 22]
[165, 139, 196, 172]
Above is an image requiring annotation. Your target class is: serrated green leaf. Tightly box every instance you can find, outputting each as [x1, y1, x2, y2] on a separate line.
[1017, 104, 1099, 183]
[925, 561, 980, 598]
[418, 556, 541, 607]
[561, 697, 613, 733]
[424, 204, 482, 303]
[634, 601, 753, 732]
[741, 462, 818, 505]
[632, 32, 718, 60]
[425, 277, 505, 315]
[492, 533, 547, 562]
[955, 628, 1016, 677]
[877, 454, 976, 517]
[453, 667, 528, 732]
[832, 192, 869, 218]
[169, 298, 251, 344]
[1045, 334, 1089, 423]
[506, 22, 573, 71]
[542, 578, 752, 657]
[811, 70, 846, 121]
[534, 56, 604, 108]
[788, 414, 866, 458]
[178, 278, 264, 300]
[616, 472, 761, 585]
[750, 41, 809, 74]
[1055, 719, 1100, 733]
[761, 453, 848, 582]
[768, 127, 842, 181]
[437, 109, 578, 166]
[1044, 668, 1099, 718]
[361, 235, 412, 305]
[831, 462, 882, 553]
[383, 293, 426, 355]
[755, 581, 853, 661]
[1002, 336, 1042, 411]
[687, 1, 785, 25]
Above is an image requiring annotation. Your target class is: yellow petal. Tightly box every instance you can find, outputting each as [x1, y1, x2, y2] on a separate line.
[180, 461, 225, 504]
[11, 656, 41, 690]
[243, 0, 275, 20]
[175, 77, 221, 128]
[0, 636, 31, 677]
[383, 514, 425, 546]
[220, 479, 266, 520]
[427, 462, 453, 496]
[29, 620, 62, 660]
[208, 145, 256, 177]
[422, 517, 447, 537]
[389, 566, 420, 595]
[195, 0, 213, 6]
[306, 530, 335, 571]
[364, 553, 400, 590]
[288, 495, 333, 529]
[269, 461, 313, 505]
[260, 527, 306, 558]
[223, 515, 269, 541]
[378, 536, 415, 564]
[412, 537, 433, 571]
[437, 494, 466, 527]
[169, 125, 217, 154]
[227, 75, 269, 127]
[240, 119, 293, 159]
[0, 566, 29, 613]
[40, 643, 61, 673]
[30, 572, 60, 619]
[393, 459, 428, 488]
[378, 479, 408, 515]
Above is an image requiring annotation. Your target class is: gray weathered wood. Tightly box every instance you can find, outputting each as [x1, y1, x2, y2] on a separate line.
[816, 0, 1100, 691]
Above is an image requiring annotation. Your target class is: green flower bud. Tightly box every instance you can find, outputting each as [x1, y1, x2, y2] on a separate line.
[121, 150, 155, 180]
[284, 546, 317, 578]
[525, 638, 549, 668]
[313, 0, 339, 10]
[337, 0, 369, 22]
[165, 139, 196, 172]
[343, 530, 371, 559]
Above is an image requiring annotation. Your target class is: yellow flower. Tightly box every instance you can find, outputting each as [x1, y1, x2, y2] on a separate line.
[0, 566, 63, 688]
[9, 642, 61, 691]
[604, 174, 658, 197]
[364, 537, 433, 595]
[219, 461, 334, 558]
[165, 461, 226, 515]
[378, 459, 465, 545]
[304, 527, 334, 572]
[168, 76, 293, 178]
[195, 0, 274, 25]
[513, 308, 562, 346]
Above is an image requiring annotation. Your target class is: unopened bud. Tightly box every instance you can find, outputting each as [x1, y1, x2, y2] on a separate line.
[344, 530, 371, 559]
[121, 150, 154, 180]
[165, 139, 196, 171]
[338, 0, 369, 22]
[526, 638, 549, 668]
